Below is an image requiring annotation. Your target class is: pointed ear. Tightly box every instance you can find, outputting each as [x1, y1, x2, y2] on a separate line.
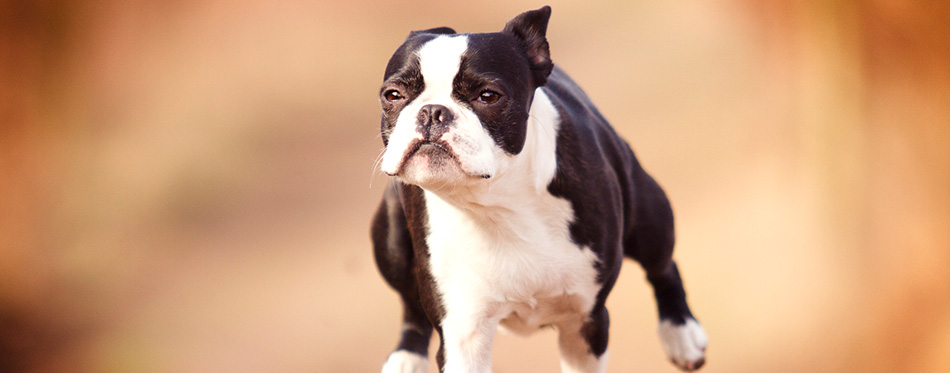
[503, 6, 553, 86]
[408, 27, 457, 39]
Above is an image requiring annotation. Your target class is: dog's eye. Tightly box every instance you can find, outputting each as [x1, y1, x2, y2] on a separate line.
[477, 90, 501, 104]
[383, 90, 403, 102]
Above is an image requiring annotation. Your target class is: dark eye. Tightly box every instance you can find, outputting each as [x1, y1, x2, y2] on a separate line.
[383, 89, 403, 102]
[477, 90, 501, 104]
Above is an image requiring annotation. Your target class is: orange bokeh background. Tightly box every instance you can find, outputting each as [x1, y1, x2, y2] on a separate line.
[2, 1, 948, 372]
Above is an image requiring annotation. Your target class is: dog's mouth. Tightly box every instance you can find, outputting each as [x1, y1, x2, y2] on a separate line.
[393, 139, 456, 173]
[386, 139, 491, 179]
[408, 139, 451, 158]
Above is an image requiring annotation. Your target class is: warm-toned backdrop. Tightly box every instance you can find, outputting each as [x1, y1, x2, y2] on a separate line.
[3, 1, 948, 372]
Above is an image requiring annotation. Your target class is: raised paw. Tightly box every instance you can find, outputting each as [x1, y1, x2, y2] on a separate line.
[381, 350, 428, 373]
[658, 317, 708, 371]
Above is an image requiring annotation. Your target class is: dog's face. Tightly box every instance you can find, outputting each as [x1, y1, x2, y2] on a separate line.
[377, 8, 554, 188]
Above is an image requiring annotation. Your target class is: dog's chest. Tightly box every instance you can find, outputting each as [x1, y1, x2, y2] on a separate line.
[423, 190, 601, 333]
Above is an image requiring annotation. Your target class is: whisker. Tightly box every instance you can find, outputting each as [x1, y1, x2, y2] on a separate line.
[369, 147, 388, 188]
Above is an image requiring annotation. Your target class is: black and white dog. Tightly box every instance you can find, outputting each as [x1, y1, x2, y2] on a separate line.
[371, 6, 707, 372]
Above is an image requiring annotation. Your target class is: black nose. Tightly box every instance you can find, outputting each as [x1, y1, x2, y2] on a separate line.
[418, 104, 454, 127]
[417, 104, 454, 140]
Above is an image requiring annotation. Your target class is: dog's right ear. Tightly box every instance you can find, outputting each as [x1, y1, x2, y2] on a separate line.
[408, 27, 457, 39]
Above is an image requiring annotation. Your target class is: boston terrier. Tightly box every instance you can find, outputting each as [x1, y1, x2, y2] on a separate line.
[370, 6, 707, 372]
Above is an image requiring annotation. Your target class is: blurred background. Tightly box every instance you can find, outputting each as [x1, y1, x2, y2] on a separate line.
[2, 0, 948, 372]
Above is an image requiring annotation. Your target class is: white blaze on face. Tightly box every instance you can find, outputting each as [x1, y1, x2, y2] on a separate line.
[379, 35, 499, 184]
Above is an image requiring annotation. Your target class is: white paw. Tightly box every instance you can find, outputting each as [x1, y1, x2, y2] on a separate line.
[382, 350, 429, 373]
[658, 318, 708, 371]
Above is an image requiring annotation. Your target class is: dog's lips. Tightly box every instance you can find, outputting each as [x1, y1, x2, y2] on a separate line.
[387, 139, 448, 174]
[414, 141, 451, 156]
[387, 139, 491, 179]
[405, 139, 445, 161]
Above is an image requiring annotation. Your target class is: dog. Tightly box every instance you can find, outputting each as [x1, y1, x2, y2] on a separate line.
[370, 6, 707, 372]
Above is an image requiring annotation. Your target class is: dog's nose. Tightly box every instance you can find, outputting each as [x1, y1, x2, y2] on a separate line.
[417, 104, 454, 128]
[417, 104, 455, 141]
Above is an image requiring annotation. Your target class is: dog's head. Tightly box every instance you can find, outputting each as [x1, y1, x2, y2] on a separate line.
[377, 6, 554, 188]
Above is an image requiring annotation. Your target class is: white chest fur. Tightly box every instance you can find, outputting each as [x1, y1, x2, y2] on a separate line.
[424, 189, 601, 334]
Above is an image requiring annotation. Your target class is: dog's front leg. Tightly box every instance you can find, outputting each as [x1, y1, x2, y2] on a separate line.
[556, 305, 610, 373]
[438, 306, 500, 373]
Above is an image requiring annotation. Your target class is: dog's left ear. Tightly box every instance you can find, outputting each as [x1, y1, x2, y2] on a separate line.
[503, 6, 553, 87]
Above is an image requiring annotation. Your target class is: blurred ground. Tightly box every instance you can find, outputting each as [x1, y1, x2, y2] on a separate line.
[2, 1, 949, 372]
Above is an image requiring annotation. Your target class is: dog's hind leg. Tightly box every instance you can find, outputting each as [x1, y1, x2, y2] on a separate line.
[623, 172, 707, 371]
[373, 184, 433, 373]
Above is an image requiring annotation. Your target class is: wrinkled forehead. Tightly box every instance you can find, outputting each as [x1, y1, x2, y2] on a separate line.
[383, 33, 531, 89]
